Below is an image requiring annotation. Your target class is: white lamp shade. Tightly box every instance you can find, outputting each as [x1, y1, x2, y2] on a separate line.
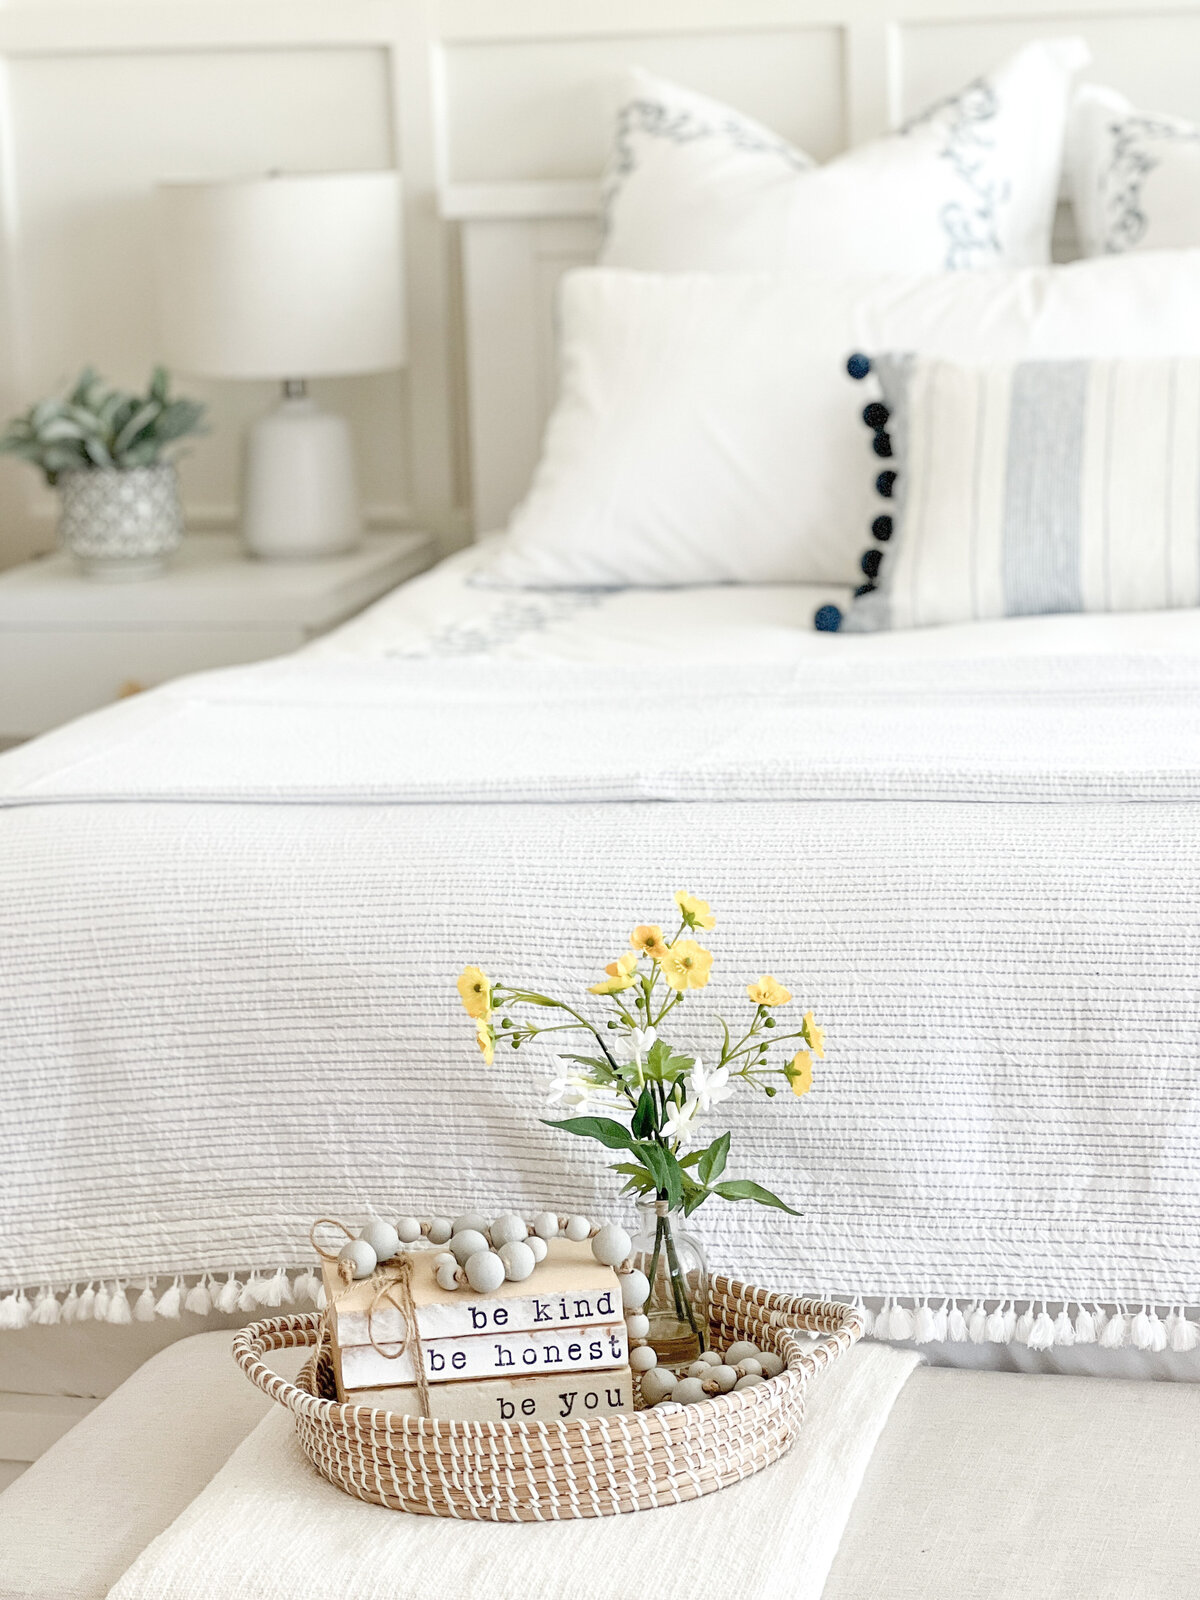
[154, 171, 406, 379]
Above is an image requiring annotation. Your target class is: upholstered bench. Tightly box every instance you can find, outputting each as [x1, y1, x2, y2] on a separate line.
[1, 1332, 1197, 1599]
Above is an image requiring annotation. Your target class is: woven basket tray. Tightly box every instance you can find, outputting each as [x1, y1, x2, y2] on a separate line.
[233, 1276, 861, 1520]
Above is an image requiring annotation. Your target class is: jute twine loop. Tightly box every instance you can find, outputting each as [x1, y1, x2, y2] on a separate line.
[307, 1218, 433, 1418]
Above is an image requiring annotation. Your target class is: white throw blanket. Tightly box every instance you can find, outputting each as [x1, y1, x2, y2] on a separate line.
[106, 1342, 920, 1600]
[1, 650, 1199, 1351]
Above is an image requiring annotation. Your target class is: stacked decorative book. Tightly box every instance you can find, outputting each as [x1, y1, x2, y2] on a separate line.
[322, 1238, 634, 1423]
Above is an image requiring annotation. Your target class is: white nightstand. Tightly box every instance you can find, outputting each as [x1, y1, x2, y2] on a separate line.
[0, 531, 435, 740]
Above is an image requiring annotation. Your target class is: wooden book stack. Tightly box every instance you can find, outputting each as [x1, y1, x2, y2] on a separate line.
[322, 1237, 634, 1424]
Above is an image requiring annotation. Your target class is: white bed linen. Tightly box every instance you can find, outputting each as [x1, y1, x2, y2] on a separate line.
[2, 548, 1200, 1368]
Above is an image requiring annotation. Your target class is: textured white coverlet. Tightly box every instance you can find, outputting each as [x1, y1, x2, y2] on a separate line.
[105, 1342, 921, 1600]
[1, 637, 1199, 1341]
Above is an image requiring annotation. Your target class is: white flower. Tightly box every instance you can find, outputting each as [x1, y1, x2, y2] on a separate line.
[687, 1059, 734, 1113]
[661, 1096, 700, 1146]
[546, 1074, 592, 1111]
[626, 1026, 657, 1063]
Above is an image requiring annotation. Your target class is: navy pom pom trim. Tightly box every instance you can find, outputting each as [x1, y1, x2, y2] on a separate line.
[814, 603, 843, 632]
[872, 515, 893, 542]
[875, 470, 897, 498]
[862, 402, 889, 430]
[872, 432, 893, 459]
[847, 353, 871, 381]
[861, 548, 882, 579]
[854, 582, 877, 598]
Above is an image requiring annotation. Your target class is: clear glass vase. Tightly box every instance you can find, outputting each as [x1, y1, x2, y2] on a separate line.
[631, 1197, 710, 1364]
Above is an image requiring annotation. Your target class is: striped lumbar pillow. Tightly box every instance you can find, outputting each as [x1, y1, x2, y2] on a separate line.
[822, 353, 1200, 633]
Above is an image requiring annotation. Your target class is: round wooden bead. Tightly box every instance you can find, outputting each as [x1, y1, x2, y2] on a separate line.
[734, 1359, 763, 1377]
[531, 1212, 560, 1240]
[465, 1250, 507, 1293]
[359, 1220, 400, 1263]
[449, 1229, 490, 1264]
[433, 1252, 457, 1272]
[590, 1223, 632, 1267]
[564, 1215, 592, 1242]
[619, 1269, 650, 1310]
[685, 1360, 710, 1379]
[625, 1312, 650, 1340]
[491, 1214, 528, 1249]
[338, 1239, 377, 1280]
[498, 1240, 536, 1282]
[435, 1262, 461, 1292]
[526, 1236, 548, 1263]
[427, 1218, 454, 1245]
[639, 1368, 677, 1405]
[758, 1352, 784, 1378]
[673, 1377, 708, 1405]
[734, 1373, 766, 1391]
[395, 1217, 422, 1245]
[695, 1350, 722, 1366]
[629, 1344, 658, 1373]
[452, 1213, 490, 1236]
[708, 1364, 739, 1393]
[724, 1341, 761, 1366]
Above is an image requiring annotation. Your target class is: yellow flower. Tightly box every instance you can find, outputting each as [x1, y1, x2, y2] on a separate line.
[674, 891, 715, 931]
[475, 1018, 495, 1066]
[785, 1050, 813, 1097]
[630, 924, 669, 959]
[457, 966, 491, 1020]
[746, 975, 792, 1007]
[589, 952, 638, 995]
[658, 940, 713, 991]
[801, 1011, 825, 1058]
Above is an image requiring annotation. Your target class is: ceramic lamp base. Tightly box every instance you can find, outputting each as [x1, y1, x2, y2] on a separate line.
[242, 392, 361, 560]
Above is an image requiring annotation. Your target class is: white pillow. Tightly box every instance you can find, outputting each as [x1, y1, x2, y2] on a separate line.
[479, 252, 1200, 590]
[1068, 85, 1200, 256]
[601, 40, 1089, 275]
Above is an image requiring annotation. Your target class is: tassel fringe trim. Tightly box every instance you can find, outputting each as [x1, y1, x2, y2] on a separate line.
[845, 1296, 1200, 1352]
[3, 1275, 1199, 1354]
[0, 1268, 324, 1332]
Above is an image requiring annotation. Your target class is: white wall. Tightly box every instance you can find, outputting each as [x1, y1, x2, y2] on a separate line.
[2, 0, 1200, 567]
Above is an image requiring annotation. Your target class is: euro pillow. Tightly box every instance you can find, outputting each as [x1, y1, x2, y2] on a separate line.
[834, 352, 1200, 634]
[1068, 85, 1200, 256]
[480, 251, 1200, 590]
[601, 39, 1088, 275]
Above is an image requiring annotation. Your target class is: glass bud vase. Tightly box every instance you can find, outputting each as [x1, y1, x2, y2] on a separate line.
[631, 1197, 710, 1364]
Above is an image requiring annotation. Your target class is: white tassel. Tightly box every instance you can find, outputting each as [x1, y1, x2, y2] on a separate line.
[1027, 1306, 1056, 1350]
[0, 1290, 28, 1330]
[1100, 1308, 1128, 1349]
[968, 1303, 988, 1343]
[1092, 1306, 1109, 1343]
[1014, 1304, 1035, 1345]
[1073, 1306, 1097, 1344]
[930, 1301, 949, 1342]
[238, 1274, 262, 1314]
[913, 1301, 937, 1343]
[985, 1301, 1008, 1343]
[185, 1276, 213, 1316]
[1169, 1310, 1199, 1353]
[316, 1283, 327, 1310]
[947, 1302, 968, 1342]
[1053, 1308, 1076, 1346]
[155, 1279, 182, 1320]
[278, 1270, 295, 1307]
[257, 1268, 285, 1309]
[292, 1269, 321, 1307]
[76, 1283, 96, 1323]
[1002, 1304, 1017, 1342]
[61, 1285, 80, 1325]
[93, 1283, 111, 1322]
[1150, 1310, 1168, 1353]
[106, 1283, 132, 1325]
[32, 1288, 61, 1327]
[887, 1301, 915, 1341]
[215, 1274, 241, 1315]
[134, 1282, 157, 1323]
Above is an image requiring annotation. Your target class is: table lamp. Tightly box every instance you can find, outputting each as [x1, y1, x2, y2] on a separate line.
[154, 171, 405, 559]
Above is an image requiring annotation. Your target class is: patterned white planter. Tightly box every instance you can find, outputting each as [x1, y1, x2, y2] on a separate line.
[57, 464, 184, 579]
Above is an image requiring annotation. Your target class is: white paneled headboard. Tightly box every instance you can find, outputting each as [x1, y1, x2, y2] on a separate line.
[2, 1, 1200, 566]
[437, 0, 1200, 536]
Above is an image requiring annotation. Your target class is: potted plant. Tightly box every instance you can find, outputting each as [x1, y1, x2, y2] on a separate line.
[0, 367, 206, 578]
[458, 891, 824, 1363]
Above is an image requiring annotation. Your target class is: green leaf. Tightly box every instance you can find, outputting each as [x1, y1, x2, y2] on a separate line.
[635, 1141, 683, 1208]
[630, 1086, 656, 1141]
[710, 1179, 801, 1216]
[678, 1149, 705, 1169]
[557, 1055, 611, 1073]
[680, 1175, 710, 1217]
[541, 1116, 635, 1151]
[696, 1131, 730, 1187]
[611, 1161, 655, 1196]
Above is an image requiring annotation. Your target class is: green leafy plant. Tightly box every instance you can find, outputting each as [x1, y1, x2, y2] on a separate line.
[0, 367, 206, 486]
